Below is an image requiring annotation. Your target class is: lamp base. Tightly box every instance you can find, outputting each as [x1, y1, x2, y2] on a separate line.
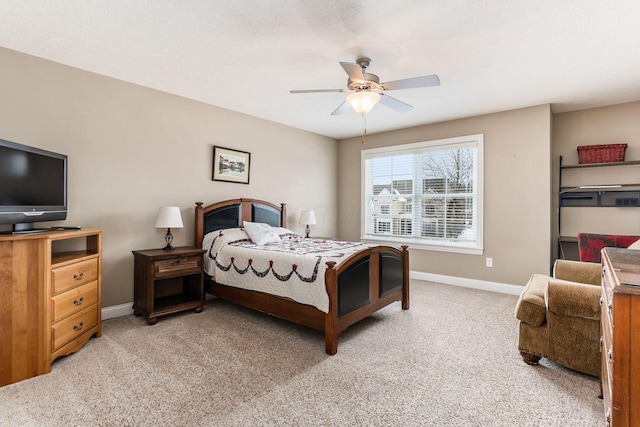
[163, 228, 175, 250]
[305, 225, 310, 238]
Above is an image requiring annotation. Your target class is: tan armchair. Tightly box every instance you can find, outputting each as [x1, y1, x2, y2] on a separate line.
[515, 259, 602, 376]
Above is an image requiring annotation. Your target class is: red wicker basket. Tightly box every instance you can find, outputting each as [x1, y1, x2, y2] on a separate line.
[577, 144, 627, 164]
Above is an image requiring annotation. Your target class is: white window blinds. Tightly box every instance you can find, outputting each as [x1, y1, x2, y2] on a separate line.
[361, 134, 483, 254]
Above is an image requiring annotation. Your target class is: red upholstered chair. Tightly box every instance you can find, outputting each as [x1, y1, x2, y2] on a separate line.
[577, 233, 640, 263]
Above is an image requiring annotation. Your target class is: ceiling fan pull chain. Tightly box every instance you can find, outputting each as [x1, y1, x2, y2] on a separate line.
[361, 114, 367, 144]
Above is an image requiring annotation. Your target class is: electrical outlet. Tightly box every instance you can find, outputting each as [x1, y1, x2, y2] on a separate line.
[486, 257, 493, 268]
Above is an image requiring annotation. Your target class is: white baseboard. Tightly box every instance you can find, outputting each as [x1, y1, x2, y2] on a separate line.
[100, 273, 522, 320]
[102, 302, 134, 320]
[410, 270, 523, 295]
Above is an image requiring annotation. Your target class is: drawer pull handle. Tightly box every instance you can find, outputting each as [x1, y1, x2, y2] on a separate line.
[600, 337, 603, 348]
[73, 272, 84, 281]
[599, 296, 604, 306]
[608, 300, 613, 314]
[73, 322, 84, 331]
[73, 297, 84, 306]
[608, 348, 613, 361]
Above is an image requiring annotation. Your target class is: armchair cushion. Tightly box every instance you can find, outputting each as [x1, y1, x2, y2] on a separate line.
[546, 279, 602, 320]
[553, 259, 601, 286]
[515, 274, 548, 327]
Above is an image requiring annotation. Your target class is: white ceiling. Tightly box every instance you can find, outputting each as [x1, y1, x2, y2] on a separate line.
[1, 1, 640, 140]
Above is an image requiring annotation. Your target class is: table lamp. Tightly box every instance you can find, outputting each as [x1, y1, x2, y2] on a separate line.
[299, 210, 316, 238]
[155, 206, 183, 250]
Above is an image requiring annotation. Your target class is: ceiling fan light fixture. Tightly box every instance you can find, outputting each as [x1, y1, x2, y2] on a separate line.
[346, 91, 381, 115]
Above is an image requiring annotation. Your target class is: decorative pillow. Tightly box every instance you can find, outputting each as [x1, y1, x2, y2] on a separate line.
[273, 227, 300, 238]
[628, 239, 640, 250]
[243, 221, 282, 245]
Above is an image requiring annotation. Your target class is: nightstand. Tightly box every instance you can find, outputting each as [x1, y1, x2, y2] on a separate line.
[132, 246, 206, 325]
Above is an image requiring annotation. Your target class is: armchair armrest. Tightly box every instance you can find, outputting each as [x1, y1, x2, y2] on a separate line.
[553, 259, 601, 286]
[546, 278, 601, 320]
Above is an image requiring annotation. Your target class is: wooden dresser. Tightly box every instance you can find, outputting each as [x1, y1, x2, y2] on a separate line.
[0, 228, 102, 386]
[600, 247, 640, 427]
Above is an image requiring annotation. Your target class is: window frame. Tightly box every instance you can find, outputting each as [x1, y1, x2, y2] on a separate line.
[360, 134, 484, 255]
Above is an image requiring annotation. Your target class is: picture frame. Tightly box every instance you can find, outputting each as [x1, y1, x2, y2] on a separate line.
[212, 146, 251, 184]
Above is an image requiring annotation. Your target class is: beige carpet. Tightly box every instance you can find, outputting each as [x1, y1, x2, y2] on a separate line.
[0, 281, 602, 426]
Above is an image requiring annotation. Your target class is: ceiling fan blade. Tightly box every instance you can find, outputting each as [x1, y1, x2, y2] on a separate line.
[330, 101, 351, 116]
[290, 89, 346, 94]
[379, 93, 413, 113]
[339, 62, 365, 82]
[380, 74, 441, 91]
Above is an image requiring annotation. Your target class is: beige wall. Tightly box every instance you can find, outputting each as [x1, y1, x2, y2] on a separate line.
[0, 47, 338, 307]
[3, 44, 637, 301]
[337, 105, 553, 286]
[553, 102, 640, 240]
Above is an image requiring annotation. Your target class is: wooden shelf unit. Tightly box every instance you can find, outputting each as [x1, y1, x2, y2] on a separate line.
[0, 228, 102, 387]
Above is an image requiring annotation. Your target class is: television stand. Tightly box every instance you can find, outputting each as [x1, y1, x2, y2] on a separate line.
[14, 228, 56, 234]
[0, 228, 103, 386]
[1, 227, 49, 235]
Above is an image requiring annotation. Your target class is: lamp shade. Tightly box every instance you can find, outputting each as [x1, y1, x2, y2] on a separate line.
[299, 210, 317, 225]
[154, 207, 184, 228]
[346, 91, 381, 114]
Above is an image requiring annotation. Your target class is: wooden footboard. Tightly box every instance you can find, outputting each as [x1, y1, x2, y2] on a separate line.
[324, 245, 409, 354]
[205, 244, 409, 355]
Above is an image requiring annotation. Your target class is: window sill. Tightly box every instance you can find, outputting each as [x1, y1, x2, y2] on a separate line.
[362, 237, 483, 255]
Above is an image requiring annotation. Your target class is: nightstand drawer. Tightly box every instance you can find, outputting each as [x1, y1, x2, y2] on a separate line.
[52, 258, 99, 295]
[51, 281, 98, 323]
[51, 305, 98, 351]
[154, 256, 202, 278]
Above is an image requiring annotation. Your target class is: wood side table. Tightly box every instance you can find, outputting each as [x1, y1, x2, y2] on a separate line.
[132, 246, 206, 325]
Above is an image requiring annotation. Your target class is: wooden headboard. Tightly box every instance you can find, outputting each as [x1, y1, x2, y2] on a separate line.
[194, 198, 287, 246]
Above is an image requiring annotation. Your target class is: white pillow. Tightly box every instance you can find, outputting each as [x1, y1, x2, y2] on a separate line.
[243, 221, 281, 245]
[628, 239, 640, 250]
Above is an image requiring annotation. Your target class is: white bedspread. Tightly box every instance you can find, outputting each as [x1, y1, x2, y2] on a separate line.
[202, 228, 371, 313]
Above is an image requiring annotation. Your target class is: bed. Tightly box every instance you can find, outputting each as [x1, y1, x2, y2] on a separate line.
[194, 198, 409, 354]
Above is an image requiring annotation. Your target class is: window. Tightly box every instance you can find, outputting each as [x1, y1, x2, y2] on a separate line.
[398, 218, 412, 235]
[376, 218, 391, 234]
[361, 134, 483, 254]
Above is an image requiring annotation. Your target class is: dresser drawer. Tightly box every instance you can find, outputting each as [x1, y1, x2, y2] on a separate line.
[51, 305, 98, 351]
[52, 258, 99, 295]
[154, 256, 202, 278]
[51, 281, 98, 323]
[601, 306, 613, 392]
[601, 258, 615, 327]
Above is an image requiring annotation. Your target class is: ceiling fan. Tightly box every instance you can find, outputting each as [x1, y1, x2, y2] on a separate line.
[290, 57, 440, 115]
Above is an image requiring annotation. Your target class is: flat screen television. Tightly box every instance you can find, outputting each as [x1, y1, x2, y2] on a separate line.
[0, 138, 68, 233]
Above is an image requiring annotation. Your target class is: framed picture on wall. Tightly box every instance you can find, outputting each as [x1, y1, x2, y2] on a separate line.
[212, 146, 251, 184]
